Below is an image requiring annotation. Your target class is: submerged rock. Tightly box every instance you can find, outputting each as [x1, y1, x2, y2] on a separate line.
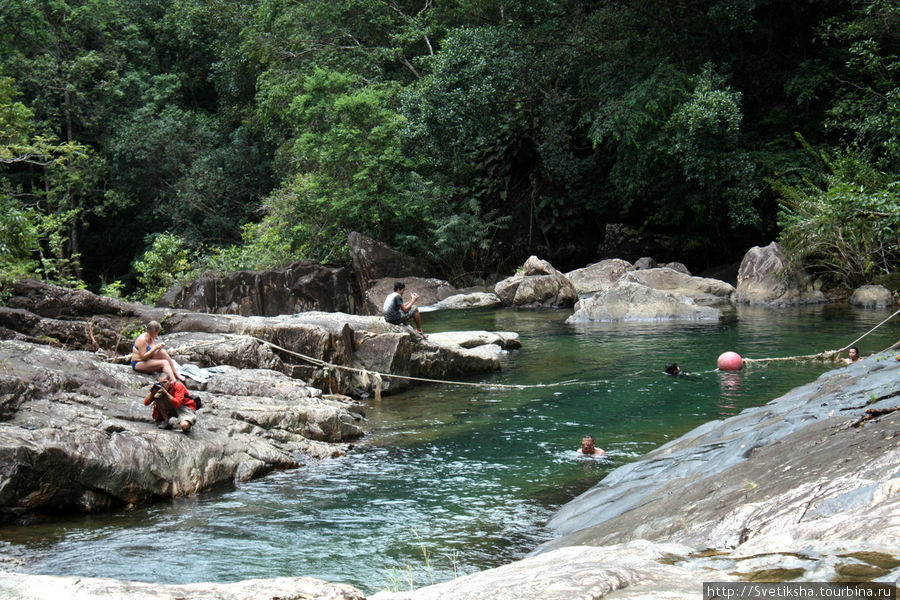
[566, 281, 721, 322]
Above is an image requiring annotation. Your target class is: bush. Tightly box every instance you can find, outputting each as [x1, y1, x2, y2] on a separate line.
[132, 233, 191, 304]
[773, 147, 900, 288]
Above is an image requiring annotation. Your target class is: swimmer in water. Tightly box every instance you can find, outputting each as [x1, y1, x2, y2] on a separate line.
[576, 434, 606, 456]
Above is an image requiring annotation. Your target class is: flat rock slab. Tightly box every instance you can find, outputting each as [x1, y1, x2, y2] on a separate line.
[426, 331, 521, 350]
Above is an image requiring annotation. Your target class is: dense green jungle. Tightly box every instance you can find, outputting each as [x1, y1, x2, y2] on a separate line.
[1, 0, 898, 302]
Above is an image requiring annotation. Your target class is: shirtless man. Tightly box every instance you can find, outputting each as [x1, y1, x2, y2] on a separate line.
[131, 320, 184, 382]
[576, 435, 606, 456]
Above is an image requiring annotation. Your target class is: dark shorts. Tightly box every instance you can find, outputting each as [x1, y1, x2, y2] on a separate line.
[385, 307, 417, 325]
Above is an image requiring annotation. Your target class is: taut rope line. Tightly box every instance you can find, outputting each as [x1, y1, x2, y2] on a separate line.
[247, 335, 585, 390]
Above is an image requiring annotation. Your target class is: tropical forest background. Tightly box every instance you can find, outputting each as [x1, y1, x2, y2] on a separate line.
[1, 0, 898, 303]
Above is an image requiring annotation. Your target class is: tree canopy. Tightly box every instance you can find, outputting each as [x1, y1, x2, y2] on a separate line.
[1, 0, 897, 299]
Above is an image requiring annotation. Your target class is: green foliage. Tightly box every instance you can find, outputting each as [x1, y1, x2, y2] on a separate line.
[774, 144, 900, 288]
[132, 232, 191, 304]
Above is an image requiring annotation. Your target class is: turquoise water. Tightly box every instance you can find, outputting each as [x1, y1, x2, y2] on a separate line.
[0, 304, 897, 594]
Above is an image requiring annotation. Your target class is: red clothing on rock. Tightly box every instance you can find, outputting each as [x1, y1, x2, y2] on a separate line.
[151, 380, 197, 422]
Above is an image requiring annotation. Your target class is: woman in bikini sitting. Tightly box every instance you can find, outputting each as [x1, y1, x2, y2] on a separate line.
[131, 320, 184, 382]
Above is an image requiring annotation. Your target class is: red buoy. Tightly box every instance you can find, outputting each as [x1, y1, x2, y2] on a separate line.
[717, 351, 744, 371]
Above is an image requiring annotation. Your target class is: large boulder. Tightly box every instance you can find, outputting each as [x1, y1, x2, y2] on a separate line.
[735, 242, 827, 306]
[494, 257, 578, 308]
[348, 231, 424, 289]
[364, 277, 458, 316]
[849, 284, 894, 309]
[566, 281, 721, 322]
[620, 267, 735, 306]
[564, 259, 633, 296]
[158, 260, 360, 316]
[0, 340, 364, 521]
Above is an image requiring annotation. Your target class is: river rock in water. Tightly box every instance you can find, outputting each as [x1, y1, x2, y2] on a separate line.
[620, 267, 734, 306]
[566, 281, 721, 322]
[494, 256, 578, 308]
[849, 284, 894, 309]
[564, 259, 633, 296]
[735, 242, 826, 305]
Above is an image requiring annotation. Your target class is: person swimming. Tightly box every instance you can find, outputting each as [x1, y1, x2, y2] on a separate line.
[576, 434, 606, 456]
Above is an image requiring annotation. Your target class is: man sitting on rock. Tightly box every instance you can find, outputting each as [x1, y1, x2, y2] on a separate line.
[383, 281, 424, 334]
[143, 373, 197, 433]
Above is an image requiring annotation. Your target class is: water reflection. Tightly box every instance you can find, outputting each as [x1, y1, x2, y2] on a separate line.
[716, 371, 744, 416]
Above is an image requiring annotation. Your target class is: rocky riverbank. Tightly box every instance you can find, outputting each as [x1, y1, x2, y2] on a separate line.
[2, 349, 897, 598]
[0, 279, 519, 522]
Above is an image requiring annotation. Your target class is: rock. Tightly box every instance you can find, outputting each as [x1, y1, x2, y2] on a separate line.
[564, 259, 633, 296]
[620, 268, 735, 306]
[663, 262, 691, 275]
[540, 352, 900, 583]
[364, 277, 458, 316]
[157, 260, 360, 316]
[348, 231, 424, 291]
[0, 340, 365, 520]
[426, 331, 521, 350]
[370, 541, 720, 600]
[1, 280, 507, 398]
[521, 255, 555, 276]
[849, 285, 894, 309]
[431, 292, 502, 310]
[633, 256, 657, 270]
[0, 572, 366, 600]
[598, 224, 674, 264]
[494, 257, 578, 308]
[566, 281, 721, 322]
[735, 242, 827, 306]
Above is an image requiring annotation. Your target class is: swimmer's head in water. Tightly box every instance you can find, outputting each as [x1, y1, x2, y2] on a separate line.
[664, 363, 680, 376]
